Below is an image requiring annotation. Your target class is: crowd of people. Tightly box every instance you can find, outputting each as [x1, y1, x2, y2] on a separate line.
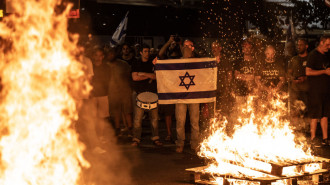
[78, 34, 330, 154]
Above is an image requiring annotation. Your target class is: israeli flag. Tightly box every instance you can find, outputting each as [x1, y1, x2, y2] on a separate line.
[155, 58, 217, 104]
[110, 11, 128, 47]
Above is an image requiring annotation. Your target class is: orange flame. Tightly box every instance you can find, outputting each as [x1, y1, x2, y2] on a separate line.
[0, 0, 90, 184]
[199, 94, 315, 181]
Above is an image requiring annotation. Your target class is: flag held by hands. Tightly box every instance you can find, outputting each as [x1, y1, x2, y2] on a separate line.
[110, 11, 129, 47]
[155, 58, 217, 104]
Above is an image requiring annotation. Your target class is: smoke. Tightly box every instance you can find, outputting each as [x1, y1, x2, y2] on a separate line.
[76, 99, 133, 185]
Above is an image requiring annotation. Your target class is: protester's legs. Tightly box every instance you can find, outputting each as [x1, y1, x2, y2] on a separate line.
[149, 107, 160, 141]
[189, 103, 200, 150]
[165, 115, 172, 137]
[109, 95, 121, 135]
[163, 104, 175, 139]
[289, 90, 305, 131]
[300, 91, 309, 110]
[120, 112, 133, 136]
[320, 117, 328, 139]
[175, 103, 187, 147]
[299, 91, 309, 131]
[112, 111, 121, 135]
[132, 91, 137, 121]
[124, 113, 133, 129]
[80, 98, 101, 148]
[322, 94, 330, 140]
[308, 91, 322, 141]
[122, 93, 133, 129]
[132, 105, 144, 142]
[200, 102, 214, 132]
[289, 88, 298, 116]
[96, 96, 110, 137]
[310, 118, 318, 140]
[97, 96, 110, 117]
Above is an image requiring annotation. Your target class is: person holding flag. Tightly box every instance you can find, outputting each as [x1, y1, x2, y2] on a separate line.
[174, 40, 200, 153]
[154, 39, 217, 153]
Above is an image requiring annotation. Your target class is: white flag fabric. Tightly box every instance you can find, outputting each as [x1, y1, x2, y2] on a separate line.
[110, 11, 128, 47]
[155, 58, 217, 104]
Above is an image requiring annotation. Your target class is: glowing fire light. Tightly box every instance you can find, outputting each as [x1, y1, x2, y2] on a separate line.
[0, 0, 90, 184]
[199, 94, 317, 183]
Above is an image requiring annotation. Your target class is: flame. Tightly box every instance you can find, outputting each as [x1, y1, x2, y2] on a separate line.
[199, 94, 316, 182]
[304, 163, 322, 173]
[213, 177, 260, 185]
[0, 0, 90, 184]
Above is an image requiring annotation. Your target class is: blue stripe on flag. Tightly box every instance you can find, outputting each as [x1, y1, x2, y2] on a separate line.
[158, 91, 216, 100]
[110, 39, 118, 46]
[118, 29, 127, 40]
[155, 61, 216, 70]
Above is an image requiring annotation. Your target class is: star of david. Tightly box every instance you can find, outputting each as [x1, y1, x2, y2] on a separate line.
[179, 72, 195, 90]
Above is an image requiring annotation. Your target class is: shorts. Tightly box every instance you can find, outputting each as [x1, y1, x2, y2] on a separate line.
[90, 96, 109, 118]
[289, 89, 308, 116]
[109, 94, 133, 115]
[308, 91, 330, 119]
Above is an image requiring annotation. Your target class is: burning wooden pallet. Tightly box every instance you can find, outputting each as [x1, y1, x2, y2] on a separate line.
[186, 156, 330, 185]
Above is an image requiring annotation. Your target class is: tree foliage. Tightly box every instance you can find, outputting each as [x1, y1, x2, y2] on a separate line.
[290, 0, 330, 31]
[201, 0, 288, 40]
[201, 0, 330, 40]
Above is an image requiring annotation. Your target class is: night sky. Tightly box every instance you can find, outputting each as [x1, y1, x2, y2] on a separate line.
[69, 0, 203, 37]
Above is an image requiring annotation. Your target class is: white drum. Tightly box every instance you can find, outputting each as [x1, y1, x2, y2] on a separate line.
[136, 92, 158, 110]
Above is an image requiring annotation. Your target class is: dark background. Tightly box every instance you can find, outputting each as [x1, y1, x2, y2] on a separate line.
[69, 0, 203, 37]
[0, 0, 329, 43]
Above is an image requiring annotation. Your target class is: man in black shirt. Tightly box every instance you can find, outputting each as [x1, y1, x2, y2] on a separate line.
[119, 43, 136, 66]
[213, 41, 233, 114]
[306, 35, 330, 146]
[255, 45, 286, 100]
[288, 38, 309, 131]
[233, 40, 256, 111]
[200, 40, 233, 132]
[202, 41, 233, 121]
[131, 44, 162, 146]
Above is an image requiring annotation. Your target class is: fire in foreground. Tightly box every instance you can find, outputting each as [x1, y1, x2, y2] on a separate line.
[192, 95, 329, 184]
[0, 0, 90, 184]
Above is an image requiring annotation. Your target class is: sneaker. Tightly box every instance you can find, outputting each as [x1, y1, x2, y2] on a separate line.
[153, 140, 163, 147]
[115, 128, 121, 136]
[311, 138, 321, 148]
[131, 141, 139, 147]
[127, 127, 133, 138]
[176, 146, 184, 153]
[321, 139, 329, 146]
[165, 135, 172, 141]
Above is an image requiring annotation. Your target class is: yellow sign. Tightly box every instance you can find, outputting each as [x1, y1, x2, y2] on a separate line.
[0, 10, 3, 18]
